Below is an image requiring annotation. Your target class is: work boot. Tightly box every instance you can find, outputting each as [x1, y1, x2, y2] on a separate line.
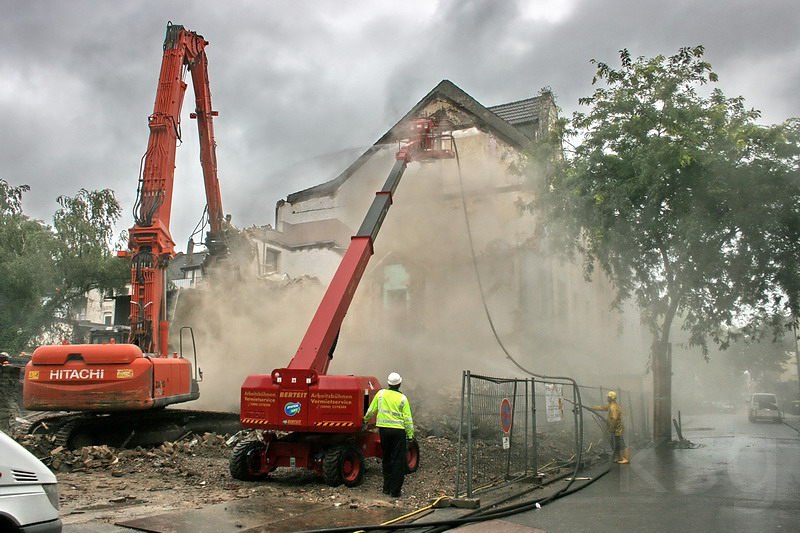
[617, 448, 630, 465]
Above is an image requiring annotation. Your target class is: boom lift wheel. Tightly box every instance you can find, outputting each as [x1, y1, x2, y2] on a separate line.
[406, 438, 420, 473]
[323, 444, 364, 487]
[230, 440, 268, 481]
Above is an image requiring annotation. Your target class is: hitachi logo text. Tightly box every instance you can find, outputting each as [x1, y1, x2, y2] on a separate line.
[50, 369, 105, 380]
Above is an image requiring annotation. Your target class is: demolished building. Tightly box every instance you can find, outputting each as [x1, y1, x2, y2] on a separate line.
[249, 80, 649, 385]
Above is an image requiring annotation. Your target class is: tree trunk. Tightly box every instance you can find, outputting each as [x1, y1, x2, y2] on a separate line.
[794, 322, 800, 402]
[653, 295, 679, 445]
[652, 338, 672, 445]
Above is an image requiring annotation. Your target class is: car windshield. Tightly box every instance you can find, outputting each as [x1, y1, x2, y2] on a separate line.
[754, 395, 777, 407]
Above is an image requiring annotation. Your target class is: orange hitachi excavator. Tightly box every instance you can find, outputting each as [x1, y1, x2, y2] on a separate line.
[22, 23, 239, 448]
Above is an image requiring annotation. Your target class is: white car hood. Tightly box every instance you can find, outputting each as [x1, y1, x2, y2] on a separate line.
[0, 430, 57, 487]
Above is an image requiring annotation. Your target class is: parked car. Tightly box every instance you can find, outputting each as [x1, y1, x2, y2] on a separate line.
[0, 430, 61, 532]
[747, 393, 782, 423]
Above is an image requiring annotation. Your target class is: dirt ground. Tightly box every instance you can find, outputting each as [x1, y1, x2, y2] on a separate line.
[12, 427, 457, 528]
[12, 426, 590, 530]
[4, 384, 466, 527]
[6, 382, 592, 530]
[7, 384, 467, 528]
[11, 427, 588, 530]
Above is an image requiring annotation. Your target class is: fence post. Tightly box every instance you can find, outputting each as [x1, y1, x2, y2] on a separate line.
[466, 371, 474, 498]
[531, 377, 538, 480]
[523, 378, 529, 476]
[505, 380, 517, 480]
[455, 370, 466, 497]
[625, 389, 634, 438]
[573, 384, 580, 467]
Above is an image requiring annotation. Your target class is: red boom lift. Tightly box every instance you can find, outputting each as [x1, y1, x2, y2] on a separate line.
[230, 118, 454, 486]
[23, 24, 234, 446]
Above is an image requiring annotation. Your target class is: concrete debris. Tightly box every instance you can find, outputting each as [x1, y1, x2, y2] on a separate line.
[0, 366, 23, 430]
[226, 431, 244, 446]
[14, 431, 234, 473]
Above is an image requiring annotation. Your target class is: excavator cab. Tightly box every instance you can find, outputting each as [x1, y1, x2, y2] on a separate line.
[88, 325, 130, 345]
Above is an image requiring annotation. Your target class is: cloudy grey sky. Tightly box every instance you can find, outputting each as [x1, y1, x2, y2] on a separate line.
[1, 0, 798, 247]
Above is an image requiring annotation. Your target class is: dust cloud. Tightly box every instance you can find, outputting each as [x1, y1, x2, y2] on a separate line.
[170, 135, 649, 414]
[328, 152, 531, 396]
[169, 277, 325, 412]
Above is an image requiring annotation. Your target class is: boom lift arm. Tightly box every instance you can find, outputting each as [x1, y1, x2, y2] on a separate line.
[234, 118, 454, 486]
[286, 118, 454, 378]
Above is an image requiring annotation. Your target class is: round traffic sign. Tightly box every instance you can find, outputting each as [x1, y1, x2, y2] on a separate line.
[500, 397, 512, 433]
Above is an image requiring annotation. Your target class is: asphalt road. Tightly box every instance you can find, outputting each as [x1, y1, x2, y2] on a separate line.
[470, 413, 800, 533]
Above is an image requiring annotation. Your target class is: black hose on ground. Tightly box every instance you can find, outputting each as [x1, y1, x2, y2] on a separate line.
[289, 463, 611, 533]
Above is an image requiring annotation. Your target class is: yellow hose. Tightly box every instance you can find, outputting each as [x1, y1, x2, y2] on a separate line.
[353, 496, 448, 533]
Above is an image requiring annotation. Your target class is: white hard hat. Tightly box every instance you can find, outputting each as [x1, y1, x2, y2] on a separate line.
[387, 372, 402, 386]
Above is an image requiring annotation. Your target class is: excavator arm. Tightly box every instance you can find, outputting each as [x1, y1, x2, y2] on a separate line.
[126, 23, 223, 356]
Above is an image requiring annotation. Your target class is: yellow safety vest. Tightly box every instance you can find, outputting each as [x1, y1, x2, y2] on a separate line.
[364, 389, 414, 439]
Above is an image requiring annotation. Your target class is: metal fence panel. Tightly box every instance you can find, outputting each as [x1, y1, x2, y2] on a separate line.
[456, 372, 534, 497]
[456, 370, 649, 497]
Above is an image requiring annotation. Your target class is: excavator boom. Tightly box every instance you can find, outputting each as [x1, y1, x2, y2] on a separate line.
[128, 23, 222, 355]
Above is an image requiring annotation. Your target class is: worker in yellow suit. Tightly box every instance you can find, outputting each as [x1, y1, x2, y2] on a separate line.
[364, 372, 415, 497]
[593, 390, 630, 464]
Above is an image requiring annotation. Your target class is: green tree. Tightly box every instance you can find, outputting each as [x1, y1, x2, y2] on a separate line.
[0, 181, 59, 351]
[0, 180, 128, 352]
[52, 188, 129, 311]
[535, 47, 800, 442]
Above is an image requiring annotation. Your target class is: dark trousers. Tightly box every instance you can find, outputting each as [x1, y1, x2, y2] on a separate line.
[379, 427, 407, 496]
[612, 434, 626, 458]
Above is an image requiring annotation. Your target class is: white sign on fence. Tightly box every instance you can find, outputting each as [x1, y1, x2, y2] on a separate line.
[545, 383, 564, 422]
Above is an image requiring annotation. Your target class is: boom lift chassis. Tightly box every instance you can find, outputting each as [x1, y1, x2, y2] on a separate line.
[230, 118, 455, 486]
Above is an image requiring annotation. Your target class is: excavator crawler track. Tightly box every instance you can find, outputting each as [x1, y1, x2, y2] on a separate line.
[22, 409, 241, 450]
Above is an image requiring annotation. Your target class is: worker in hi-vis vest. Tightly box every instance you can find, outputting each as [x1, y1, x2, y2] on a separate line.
[363, 372, 414, 497]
